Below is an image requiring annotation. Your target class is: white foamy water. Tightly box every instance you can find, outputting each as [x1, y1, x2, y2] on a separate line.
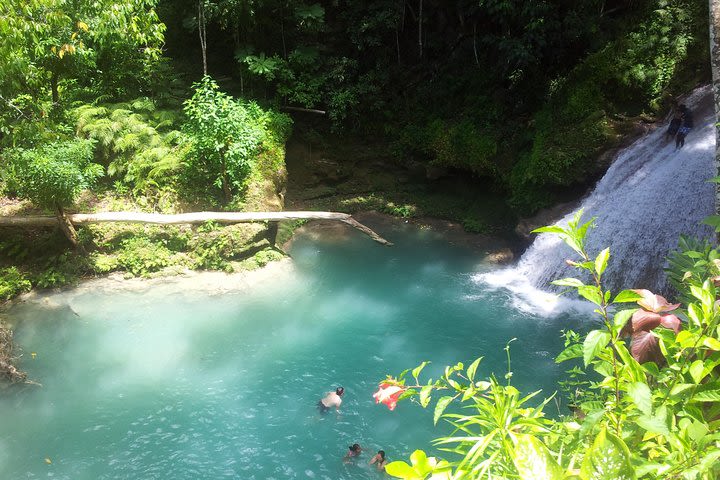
[477, 85, 716, 309]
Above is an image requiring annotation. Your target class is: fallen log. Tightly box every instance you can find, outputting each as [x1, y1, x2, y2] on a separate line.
[0, 211, 393, 246]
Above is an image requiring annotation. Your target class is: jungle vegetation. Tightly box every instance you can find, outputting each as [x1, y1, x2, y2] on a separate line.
[0, 0, 711, 301]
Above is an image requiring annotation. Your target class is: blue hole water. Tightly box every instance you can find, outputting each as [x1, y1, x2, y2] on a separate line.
[0, 222, 586, 479]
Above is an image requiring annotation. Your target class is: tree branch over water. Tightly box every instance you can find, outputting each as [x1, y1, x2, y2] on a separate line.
[0, 211, 393, 246]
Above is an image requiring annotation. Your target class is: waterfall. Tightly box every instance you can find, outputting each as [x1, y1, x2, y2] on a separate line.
[479, 85, 716, 312]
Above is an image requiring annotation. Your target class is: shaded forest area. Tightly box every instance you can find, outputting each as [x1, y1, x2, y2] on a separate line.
[159, 0, 710, 211]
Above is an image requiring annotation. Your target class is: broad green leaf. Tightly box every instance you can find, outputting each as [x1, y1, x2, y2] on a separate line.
[690, 382, 720, 402]
[410, 449, 435, 473]
[614, 341, 644, 382]
[595, 248, 610, 276]
[578, 285, 603, 305]
[433, 396, 453, 425]
[688, 303, 703, 328]
[512, 434, 564, 480]
[689, 359, 705, 384]
[583, 330, 610, 367]
[556, 343, 583, 363]
[676, 330, 695, 348]
[552, 278, 585, 288]
[466, 358, 481, 381]
[613, 290, 643, 303]
[686, 420, 709, 442]
[636, 411, 668, 436]
[385, 460, 417, 478]
[474, 381, 491, 391]
[580, 428, 635, 480]
[627, 382, 652, 415]
[612, 309, 636, 331]
[669, 383, 694, 398]
[419, 384, 433, 408]
[703, 337, 720, 350]
[412, 362, 429, 382]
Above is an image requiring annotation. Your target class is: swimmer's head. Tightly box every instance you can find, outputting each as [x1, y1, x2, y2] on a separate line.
[349, 444, 361, 452]
[378, 450, 385, 459]
[336, 387, 344, 396]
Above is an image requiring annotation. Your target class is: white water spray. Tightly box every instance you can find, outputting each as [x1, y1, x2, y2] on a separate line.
[479, 85, 716, 311]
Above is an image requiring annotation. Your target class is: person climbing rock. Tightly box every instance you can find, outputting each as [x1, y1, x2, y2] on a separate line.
[666, 107, 682, 141]
[675, 104, 694, 149]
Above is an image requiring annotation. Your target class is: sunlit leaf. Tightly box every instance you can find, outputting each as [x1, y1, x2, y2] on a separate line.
[552, 278, 585, 288]
[466, 358, 481, 382]
[690, 382, 720, 402]
[595, 248, 609, 276]
[412, 362, 429, 382]
[512, 434, 565, 480]
[578, 285, 602, 305]
[433, 396, 453, 425]
[583, 330, 610, 366]
[419, 384, 433, 408]
[613, 290, 643, 303]
[627, 382, 651, 415]
[580, 428, 635, 480]
[556, 343, 582, 363]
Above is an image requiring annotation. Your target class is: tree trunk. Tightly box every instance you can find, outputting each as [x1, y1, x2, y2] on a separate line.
[418, 0, 423, 58]
[221, 156, 232, 203]
[54, 204, 79, 247]
[0, 211, 394, 246]
[198, 0, 208, 76]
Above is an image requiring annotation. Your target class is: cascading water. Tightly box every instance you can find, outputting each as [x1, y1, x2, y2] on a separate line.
[480, 85, 716, 310]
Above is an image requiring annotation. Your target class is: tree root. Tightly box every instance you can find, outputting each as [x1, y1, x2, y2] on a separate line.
[0, 323, 27, 384]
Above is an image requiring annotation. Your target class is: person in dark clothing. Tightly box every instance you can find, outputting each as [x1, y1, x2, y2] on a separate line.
[666, 109, 682, 140]
[675, 104, 694, 149]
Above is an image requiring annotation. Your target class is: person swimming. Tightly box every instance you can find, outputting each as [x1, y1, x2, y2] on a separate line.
[343, 443, 362, 462]
[369, 450, 388, 471]
[317, 386, 344, 412]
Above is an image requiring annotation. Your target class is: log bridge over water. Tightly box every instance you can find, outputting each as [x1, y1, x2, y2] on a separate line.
[0, 211, 393, 246]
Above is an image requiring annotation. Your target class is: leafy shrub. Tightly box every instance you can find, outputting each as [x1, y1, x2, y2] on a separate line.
[381, 202, 415, 218]
[252, 249, 285, 267]
[424, 119, 498, 177]
[33, 252, 83, 288]
[116, 236, 174, 277]
[182, 77, 291, 203]
[0, 267, 31, 301]
[188, 224, 266, 271]
[2, 139, 103, 211]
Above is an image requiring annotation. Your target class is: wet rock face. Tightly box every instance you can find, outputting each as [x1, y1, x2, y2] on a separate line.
[514, 200, 581, 242]
[485, 248, 514, 264]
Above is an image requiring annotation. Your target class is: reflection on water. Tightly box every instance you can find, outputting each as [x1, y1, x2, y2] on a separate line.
[0, 220, 587, 479]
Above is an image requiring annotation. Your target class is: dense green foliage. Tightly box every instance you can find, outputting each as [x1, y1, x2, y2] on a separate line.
[0, 267, 32, 301]
[73, 99, 186, 198]
[182, 77, 292, 202]
[158, 0, 708, 213]
[376, 214, 720, 478]
[3, 139, 102, 211]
